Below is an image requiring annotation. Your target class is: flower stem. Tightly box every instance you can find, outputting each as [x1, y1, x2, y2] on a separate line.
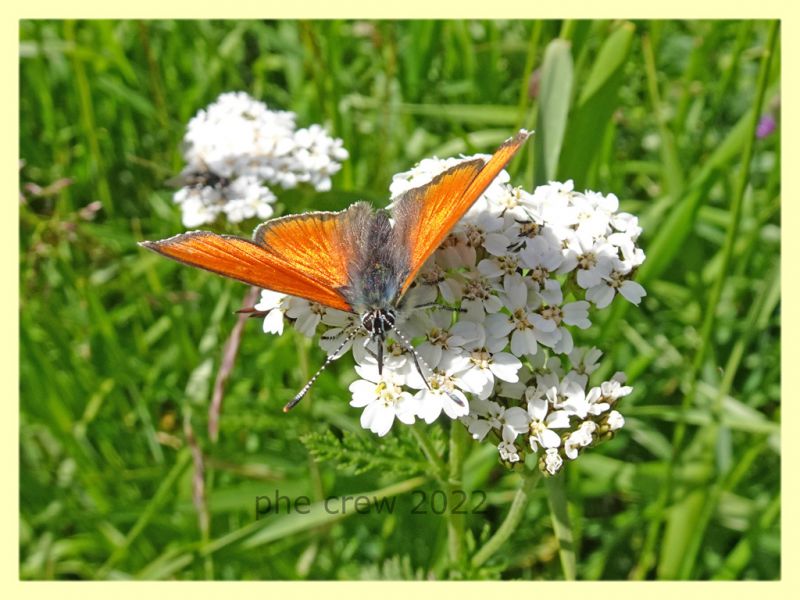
[545, 474, 576, 580]
[410, 423, 469, 574]
[410, 423, 447, 485]
[446, 423, 467, 572]
[471, 468, 541, 569]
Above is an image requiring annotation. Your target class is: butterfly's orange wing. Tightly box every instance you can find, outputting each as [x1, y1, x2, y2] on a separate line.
[391, 130, 531, 294]
[252, 203, 370, 294]
[139, 205, 370, 312]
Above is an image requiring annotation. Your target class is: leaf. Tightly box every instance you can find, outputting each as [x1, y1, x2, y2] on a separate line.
[301, 429, 429, 476]
[534, 39, 574, 185]
[558, 22, 635, 187]
[658, 489, 707, 579]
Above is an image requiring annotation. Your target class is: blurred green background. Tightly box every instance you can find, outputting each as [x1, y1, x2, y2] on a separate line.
[19, 20, 780, 580]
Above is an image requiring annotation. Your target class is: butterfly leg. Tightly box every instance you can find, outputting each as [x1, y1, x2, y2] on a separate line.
[376, 334, 384, 375]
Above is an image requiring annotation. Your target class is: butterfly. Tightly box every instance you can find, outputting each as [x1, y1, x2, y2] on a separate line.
[140, 129, 530, 410]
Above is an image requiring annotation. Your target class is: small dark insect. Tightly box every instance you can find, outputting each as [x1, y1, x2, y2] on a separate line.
[165, 164, 230, 191]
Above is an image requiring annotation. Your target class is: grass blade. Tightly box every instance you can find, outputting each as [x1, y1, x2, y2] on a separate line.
[534, 39, 573, 185]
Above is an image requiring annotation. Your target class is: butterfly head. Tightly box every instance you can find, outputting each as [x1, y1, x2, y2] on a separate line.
[360, 307, 397, 338]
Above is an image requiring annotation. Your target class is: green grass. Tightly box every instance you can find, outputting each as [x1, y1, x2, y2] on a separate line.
[19, 20, 780, 580]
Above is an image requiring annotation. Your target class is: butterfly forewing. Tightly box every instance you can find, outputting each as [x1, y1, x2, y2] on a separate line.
[391, 130, 531, 294]
[140, 231, 354, 312]
[253, 203, 371, 296]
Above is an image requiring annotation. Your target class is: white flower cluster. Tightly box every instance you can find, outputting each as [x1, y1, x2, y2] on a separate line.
[466, 350, 630, 474]
[255, 152, 646, 474]
[172, 92, 349, 227]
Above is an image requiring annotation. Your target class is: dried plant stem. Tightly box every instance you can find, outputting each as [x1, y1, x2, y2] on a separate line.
[208, 285, 260, 442]
[184, 413, 214, 579]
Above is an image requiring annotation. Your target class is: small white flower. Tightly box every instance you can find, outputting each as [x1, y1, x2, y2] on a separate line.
[463, 399, 528, 441]
[530, 353, 565, 385]
[286, 299, 327, 338]
[487, 274, 558, 357]
[478, 246, 521, 288]
[174, 186, 224, 227]
[485, 185, 530, 221]
[607, 410, 625, 431]
[564, 421, 597, 459]
[256, 290, 288, 335]
[544, 447, 564, 475]
[498, 427, 522, 463]
[318, 309, 364, 357]
[349, 365, 419, 437]
[538, 180, 577, 230]
[459, 269, 504, 321]
[352, 337, 417, 385]
[519, 233, 564, 289]
[457, 333, 522, 399]
[569, 347, 602, 376]
[220, 175, 276, 223]
[571, 192, 612, 241]
[404, 310, 481, 369]
[409, 354, 471, 423]
[525, 386, 571, 452]
[585, 386, 611, 416]
[463, 399, 501, 441]
[608, 231, 646, 270]
[458, 211, 505, 245]
[572, 237, 616, 289]
[610, 211, 642, 239]
[414, 262, 463, 305]
[545, 372, 590, 419]
[435, 234, 477, 271]
[600, 373, 634, 403]
[585, 261, 647, 308]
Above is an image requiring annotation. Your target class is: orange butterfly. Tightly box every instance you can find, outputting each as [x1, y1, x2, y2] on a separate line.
[141, 130, 530, 409]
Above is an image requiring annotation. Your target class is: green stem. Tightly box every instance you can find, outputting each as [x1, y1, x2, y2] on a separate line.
[545, 474, 576, 580]
[471, 469, 541, 569]
[410, 423, 447, 486]
[411, 423, 472, 574]
[446, 423, 467, 573]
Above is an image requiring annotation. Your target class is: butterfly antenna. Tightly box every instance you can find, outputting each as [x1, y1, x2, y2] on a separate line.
[283, 328, 359, 412]
[235, 307, 268, 319]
